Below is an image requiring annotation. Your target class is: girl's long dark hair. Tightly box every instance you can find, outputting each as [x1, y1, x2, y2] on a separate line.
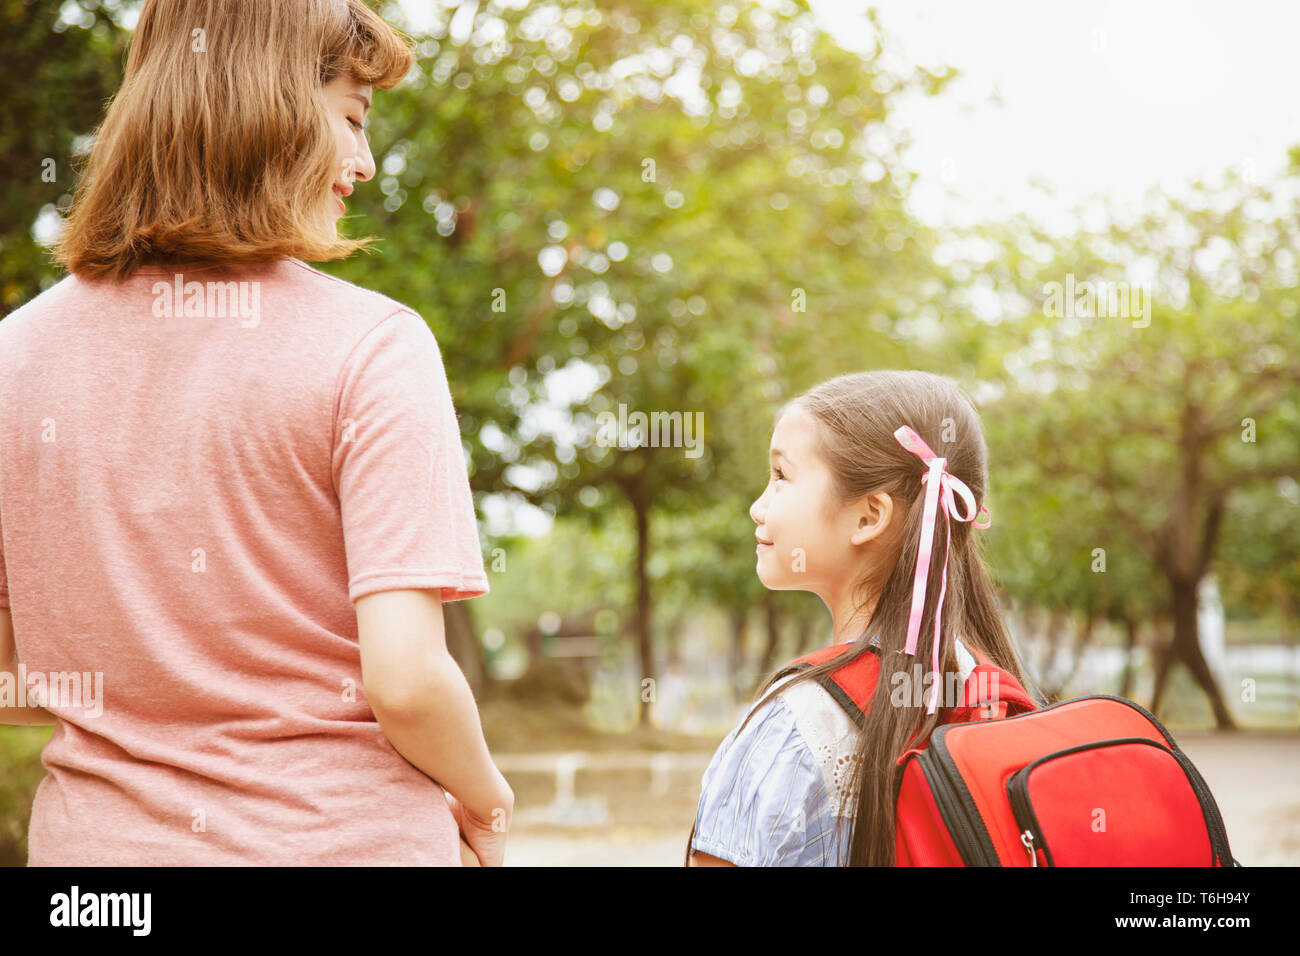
[693, 369, 1044, 866]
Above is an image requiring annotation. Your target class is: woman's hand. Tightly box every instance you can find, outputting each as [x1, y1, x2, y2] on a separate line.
[445, 786, 512, 867]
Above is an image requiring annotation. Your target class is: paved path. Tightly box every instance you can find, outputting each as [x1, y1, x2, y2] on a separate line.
[1175, 731, 1300, 867]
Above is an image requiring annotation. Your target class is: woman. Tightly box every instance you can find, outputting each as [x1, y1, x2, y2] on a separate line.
[0, 0, 510, 866]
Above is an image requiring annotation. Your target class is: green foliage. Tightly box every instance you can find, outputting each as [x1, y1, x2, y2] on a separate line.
[0, 0, 134, 314]
[318, 0, 951, 645]
[957, 168, 1299, 648]
[0, 725, 53, 866]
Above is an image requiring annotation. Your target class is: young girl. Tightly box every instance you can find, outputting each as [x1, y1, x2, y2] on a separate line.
[687, 370, 1042, 866]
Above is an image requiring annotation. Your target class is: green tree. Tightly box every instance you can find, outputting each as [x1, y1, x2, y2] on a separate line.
[955, 168, 1300, 727]
[0, 0, 135, 315]
[330, 0, 957, 723]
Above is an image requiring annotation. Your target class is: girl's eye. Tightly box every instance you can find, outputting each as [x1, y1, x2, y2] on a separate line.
[772, 467, 785, 482]
[348, 117, 364, 131]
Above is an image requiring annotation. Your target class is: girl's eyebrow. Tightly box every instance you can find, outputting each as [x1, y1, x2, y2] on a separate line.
[346, 91, 371, 114]
[770, 448, 789, 462]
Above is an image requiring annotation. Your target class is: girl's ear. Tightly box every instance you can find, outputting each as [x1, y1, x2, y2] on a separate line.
[849, 491, 894, 547]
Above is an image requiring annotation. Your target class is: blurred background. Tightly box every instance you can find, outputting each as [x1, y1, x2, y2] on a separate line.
[1, 0, 1297, 866]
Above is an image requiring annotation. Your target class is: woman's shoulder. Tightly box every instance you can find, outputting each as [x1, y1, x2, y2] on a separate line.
[275, 258, 426, 332]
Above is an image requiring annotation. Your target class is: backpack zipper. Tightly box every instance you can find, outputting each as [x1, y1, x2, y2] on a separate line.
[1020, 830, 1038, 866]
[916, 737, 1000, 866]
[1165, 746, 1235, 866]
[1006, 766, 1051, 865]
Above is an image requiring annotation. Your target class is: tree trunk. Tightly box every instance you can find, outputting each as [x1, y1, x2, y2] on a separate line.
[729, 608, 748, 706]
[1149, 631, 1176, 718]
[1118, 615, 1139, 699]
[1169, 576, 1237, 729]
[664, 609, 684, 668]
[797, 603, 815, 655]
[444, 599, 485, 698]
[1147, 400, 1235, 728]
[632, 486, 654, 728]
[1281, 581, 1299, 706]
[1044, 611, 1095, 699]
[1034, 606, 1068, 690]
[757, 593, 781, 683]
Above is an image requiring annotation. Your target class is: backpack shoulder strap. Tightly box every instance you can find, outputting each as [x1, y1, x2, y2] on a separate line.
[786, 638, 1037, 728]
[785, 641, 882, 729]
[953, 643, 1038, 719]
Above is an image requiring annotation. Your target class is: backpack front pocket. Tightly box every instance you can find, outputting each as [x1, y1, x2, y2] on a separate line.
[1005, 736, 1232, 866]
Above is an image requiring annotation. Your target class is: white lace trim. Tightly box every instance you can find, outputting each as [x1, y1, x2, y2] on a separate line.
[775, 636, 977, 818]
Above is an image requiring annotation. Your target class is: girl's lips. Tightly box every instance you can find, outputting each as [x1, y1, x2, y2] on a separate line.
[334, 192, 346, 213]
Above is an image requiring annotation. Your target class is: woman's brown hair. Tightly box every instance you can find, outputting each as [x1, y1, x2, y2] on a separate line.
[51, 0, 414, 280]
[691, 369, 1044, 866]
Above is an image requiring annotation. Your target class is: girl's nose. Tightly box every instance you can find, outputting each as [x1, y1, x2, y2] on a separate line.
[749, 493, 765, 525]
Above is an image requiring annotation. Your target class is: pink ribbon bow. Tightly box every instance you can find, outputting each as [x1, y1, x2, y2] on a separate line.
[893, 425, 991, 715]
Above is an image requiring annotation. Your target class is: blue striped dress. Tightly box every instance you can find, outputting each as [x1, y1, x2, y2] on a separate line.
[690, 690, 853, 865]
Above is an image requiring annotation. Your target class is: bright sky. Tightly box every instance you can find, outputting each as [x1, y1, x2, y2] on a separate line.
[814, 0, 1300, 232]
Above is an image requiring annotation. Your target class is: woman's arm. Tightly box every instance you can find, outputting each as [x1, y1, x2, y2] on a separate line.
[355, 589, 513, 820]
[0, 608, 57, 725]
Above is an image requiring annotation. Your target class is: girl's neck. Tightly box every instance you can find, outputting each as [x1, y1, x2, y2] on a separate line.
[830, 593, 877, 645]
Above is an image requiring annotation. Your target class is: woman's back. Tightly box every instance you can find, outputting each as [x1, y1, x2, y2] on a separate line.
[0, 256, 489, 864]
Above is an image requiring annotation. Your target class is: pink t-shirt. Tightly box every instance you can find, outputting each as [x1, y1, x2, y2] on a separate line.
[0, 256, 490, 865]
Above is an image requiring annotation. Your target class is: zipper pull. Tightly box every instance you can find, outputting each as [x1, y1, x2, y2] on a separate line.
[1020, 829, 1038, 867]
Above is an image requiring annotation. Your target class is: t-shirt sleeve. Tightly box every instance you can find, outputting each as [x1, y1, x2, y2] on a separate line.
[690, 695, 839, 866]
[331, 308, 489, 604]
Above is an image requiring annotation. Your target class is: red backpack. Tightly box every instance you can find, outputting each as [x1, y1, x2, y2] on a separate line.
[787, 640, 1239, 867]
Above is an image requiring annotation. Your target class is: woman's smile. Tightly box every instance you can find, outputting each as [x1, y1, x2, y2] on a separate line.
[332, 183, 351, 214]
